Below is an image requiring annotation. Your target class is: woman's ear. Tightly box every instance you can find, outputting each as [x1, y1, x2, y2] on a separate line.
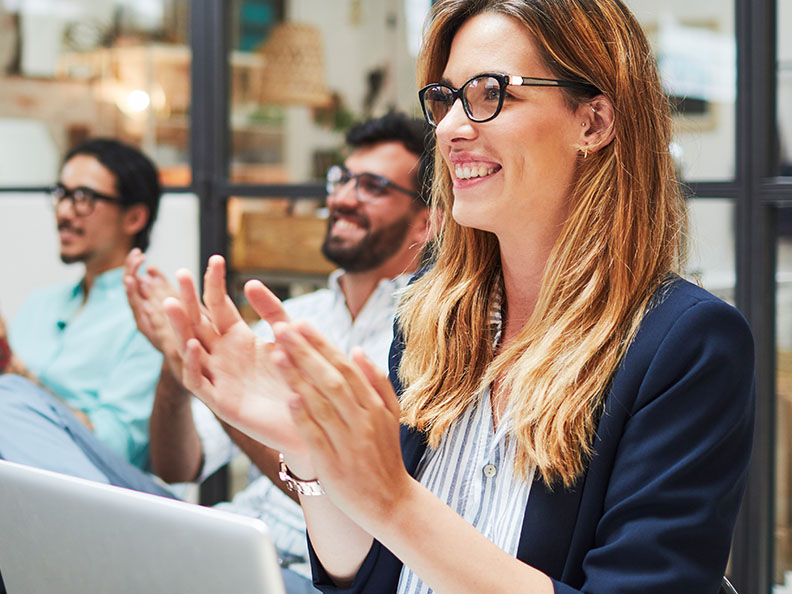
[576, 95, 616, 156]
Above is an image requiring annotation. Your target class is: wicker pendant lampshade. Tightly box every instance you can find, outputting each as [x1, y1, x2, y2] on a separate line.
[257, 23, 332, 107]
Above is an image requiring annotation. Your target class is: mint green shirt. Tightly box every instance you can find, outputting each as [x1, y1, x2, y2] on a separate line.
[9, 267, 162, 468]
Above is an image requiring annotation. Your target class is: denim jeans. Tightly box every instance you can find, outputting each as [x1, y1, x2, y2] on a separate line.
[0, 374, 173, 497]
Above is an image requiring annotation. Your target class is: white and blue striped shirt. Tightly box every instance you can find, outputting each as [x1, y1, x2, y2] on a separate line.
[397, 286, 534, 594]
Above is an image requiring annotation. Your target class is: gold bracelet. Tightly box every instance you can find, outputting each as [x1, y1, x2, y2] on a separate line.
[278, 453, 325, 496]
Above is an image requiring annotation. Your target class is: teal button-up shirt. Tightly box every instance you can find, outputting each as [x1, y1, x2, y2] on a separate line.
[9, 267, 162, 468]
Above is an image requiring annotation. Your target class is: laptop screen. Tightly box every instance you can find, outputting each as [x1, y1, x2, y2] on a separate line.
[0, 460, 286, 594]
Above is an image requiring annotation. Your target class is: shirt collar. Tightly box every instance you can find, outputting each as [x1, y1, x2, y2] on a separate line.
[328, 268, 414, 299]
[70, 266, 125, 298]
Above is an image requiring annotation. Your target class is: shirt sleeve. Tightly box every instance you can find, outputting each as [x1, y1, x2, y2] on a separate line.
[86, 330, 163, 468]
[192, 397, 238, 481]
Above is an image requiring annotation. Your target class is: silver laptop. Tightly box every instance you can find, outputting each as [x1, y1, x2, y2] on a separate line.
[0, 460, 286, 594]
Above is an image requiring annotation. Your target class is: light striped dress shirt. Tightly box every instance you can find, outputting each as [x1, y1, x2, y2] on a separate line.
[397, 286, 534, 594]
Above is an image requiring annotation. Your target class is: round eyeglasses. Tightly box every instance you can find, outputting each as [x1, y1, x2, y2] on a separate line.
[50, 182, 122, 216]
[325, 164, 421, 203]
[418, 72, 599, 127]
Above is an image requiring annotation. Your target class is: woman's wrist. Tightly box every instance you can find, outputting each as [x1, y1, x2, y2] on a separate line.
[278, 452, 325, 496]
[279, 450, 316, 483]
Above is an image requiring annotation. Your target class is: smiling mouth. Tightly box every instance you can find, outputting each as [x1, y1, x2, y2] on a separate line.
[454, 165, 500, 180]
[329, 215, 369, 240]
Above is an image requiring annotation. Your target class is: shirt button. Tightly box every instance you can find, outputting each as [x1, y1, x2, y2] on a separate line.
[483, 464, 497, 478]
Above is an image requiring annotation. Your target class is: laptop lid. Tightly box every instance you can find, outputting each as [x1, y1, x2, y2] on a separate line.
[0, 460, 286, 594]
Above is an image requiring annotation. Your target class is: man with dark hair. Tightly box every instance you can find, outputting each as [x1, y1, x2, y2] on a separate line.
[0, 138, 166, 491]
[125, 112, 433, 592]
[60, 138, 161, 253]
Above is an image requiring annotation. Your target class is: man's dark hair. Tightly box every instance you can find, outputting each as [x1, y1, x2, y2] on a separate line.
[345, 112, 433, 205]
[63, 138, 161, 251]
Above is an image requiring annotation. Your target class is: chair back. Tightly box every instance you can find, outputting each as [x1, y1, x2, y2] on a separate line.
[720, 576, 738, 594]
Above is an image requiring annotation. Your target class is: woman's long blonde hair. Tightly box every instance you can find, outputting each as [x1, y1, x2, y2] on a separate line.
[398, 0, 686, 488]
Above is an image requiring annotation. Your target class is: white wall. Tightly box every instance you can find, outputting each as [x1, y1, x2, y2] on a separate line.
[0, 192, 200, 320]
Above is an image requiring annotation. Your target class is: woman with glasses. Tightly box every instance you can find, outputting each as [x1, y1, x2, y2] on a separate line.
[166, 1, 754, 592]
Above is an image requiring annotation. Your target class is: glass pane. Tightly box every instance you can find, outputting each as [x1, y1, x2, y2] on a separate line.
[626, 0, 736, 183]
[779, 0, 792, 176]
[227, 195, 331, 323]
[684, 198, 736, 302]
[776, 206, 792, 591]
[227, 0, 430, 184]
[0, 190, 199, 319]
[0, 0, 191, 187]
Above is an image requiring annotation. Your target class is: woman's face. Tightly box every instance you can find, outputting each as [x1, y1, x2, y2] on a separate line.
[435, 12, 586, 244]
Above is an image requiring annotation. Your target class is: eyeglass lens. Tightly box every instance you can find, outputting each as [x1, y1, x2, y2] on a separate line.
[51, 185, 102, 215]
[355, 175, 388, 198]
[422, 74, 502, 126]
[326, 166, 388, 202]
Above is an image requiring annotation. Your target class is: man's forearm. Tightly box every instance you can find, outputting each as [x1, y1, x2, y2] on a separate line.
[220, 421, 299, 504]
[149, 363, 203, 483]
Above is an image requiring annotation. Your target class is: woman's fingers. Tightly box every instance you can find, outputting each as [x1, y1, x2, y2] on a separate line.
[245, 280, 291, 326]
[272, 345, 344, 426]
[163, 296, 196, 350]
[182, 337, 216, 403]
[289, 321, 383, 411]
[273, 325, 360, 430]
[271, 347, 336, 461]
[351, 348, 401, 418]
[172, 267, 220, 348]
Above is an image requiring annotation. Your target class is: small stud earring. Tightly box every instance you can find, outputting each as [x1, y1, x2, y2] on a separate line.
[581, 122, 587, 127]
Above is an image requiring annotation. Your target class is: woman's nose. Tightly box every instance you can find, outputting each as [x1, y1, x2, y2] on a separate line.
[435, 97, 475, 142]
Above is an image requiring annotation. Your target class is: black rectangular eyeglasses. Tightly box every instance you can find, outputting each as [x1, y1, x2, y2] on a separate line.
[325, 165, 421, 203]
[418, 72, 599, 127]
[50, 182, 122, 216]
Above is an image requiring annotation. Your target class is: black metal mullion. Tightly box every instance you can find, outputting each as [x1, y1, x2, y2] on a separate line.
[192, 0, 230, 270]
[682, 182, 740, 200]
[730, 0, 777, 591]
[222, 182, 325, 199]
[190, 0, 231, 507]
[207, 0, 231, 266]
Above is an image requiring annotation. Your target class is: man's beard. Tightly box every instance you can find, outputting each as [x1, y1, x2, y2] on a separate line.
[321, 211, 413, 273]
[58, 221, 87, 264]
[60, 252, 87, 264]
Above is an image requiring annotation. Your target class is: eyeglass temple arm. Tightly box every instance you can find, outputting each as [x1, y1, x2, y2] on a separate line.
[508, 75, 597, 92]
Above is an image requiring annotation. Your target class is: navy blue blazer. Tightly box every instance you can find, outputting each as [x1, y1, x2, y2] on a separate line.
[309, 277, 755, 594]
